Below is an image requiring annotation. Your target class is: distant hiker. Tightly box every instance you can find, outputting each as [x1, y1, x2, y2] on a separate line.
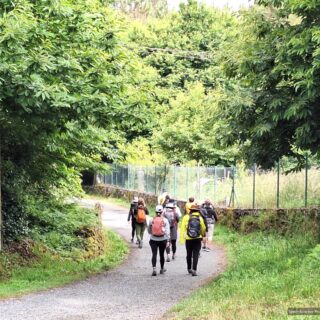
[163, 201, 180, 261]
[202, 199, 218, 247]
[128, 196, 138, 243]
[199, 203, 209, 251]
[134, 198, 149, 248]
[185, 197, 195, 215]
[180, 204, 206, 276]
[148, 205, 170, 276]
[158, 190, 170, 207]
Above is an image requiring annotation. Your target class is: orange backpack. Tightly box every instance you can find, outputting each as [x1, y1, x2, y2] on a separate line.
[151, 216, 165, 236]
[136, 207, 146, 223]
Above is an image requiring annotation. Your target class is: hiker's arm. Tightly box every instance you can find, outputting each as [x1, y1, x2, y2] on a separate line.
[127, 205, 132, 221]
[200, 217, 206, 237]
[179, 216, 187, 244]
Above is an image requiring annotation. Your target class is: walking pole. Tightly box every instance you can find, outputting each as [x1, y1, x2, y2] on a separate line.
[253, 163, 256, 209]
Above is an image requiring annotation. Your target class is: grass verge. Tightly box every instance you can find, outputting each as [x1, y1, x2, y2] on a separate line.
[167, 226, 320, 320]
[0, 229, 128, 299]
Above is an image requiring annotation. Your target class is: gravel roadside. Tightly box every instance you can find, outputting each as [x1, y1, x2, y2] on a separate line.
[0, 199, 227, 320]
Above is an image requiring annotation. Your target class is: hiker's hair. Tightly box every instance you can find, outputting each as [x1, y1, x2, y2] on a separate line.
[138, 197, 145, 206]
[189, 197, 195, 202]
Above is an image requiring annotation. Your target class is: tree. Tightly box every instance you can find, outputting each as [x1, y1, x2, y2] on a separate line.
[219, 0, 320, 168]
[0, 0, 156, 241]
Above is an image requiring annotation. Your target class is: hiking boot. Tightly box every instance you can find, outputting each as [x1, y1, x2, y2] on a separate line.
[139, 242, 143, 249]
[188, 269, 192, 274]
[202, 246, 206, 250]
[152, 269, 157, 276]
[160, 268, 167, 274]
[131, 238, 134, 243]
[204, 247, 211, 252]
[192, 270, 198, 276]
[166, 256, 170, 262]
[172, 254, 175, 260]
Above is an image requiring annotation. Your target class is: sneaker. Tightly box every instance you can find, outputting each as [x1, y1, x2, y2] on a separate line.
[192, 270, 197, 276]
[136, 240, 139, 245]
[160, 268, 167, 274]
[202, 246, 206, 250]
[188, 269, 192, 274]
[139, 242, 143, 249]
[172, 254, 175, 260]
[152, 269, 157, 276]
[166, 257, 170, 262]
[204, 247, 211, 252]
[131, 238, 134, 243]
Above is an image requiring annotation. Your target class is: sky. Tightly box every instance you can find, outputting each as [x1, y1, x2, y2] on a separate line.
[168, 0, 254, 11]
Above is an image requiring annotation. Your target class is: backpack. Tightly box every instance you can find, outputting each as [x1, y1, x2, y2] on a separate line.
[204, 205, 215, 221]
[151, 216, 165, 237]
[187, 214, 201, 238]
[136, 207, 146, 224]
[165, 209, 176, 228]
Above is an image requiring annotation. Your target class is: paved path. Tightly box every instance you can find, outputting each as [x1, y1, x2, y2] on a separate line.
[0, 199, 226, 320]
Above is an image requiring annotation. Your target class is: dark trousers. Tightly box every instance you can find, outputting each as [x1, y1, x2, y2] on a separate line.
[131, 220, 136, 239]
[185, 238, 202, 271]
[149, 239, 167, 268]
[166, 239, 177, 255]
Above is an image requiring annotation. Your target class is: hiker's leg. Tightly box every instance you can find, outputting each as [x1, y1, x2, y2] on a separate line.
[140, 224, 146, 241]
[136, 224, 142, 243]
[207, 223, 213, 245]
[149, 240, 158, 267]
[171, 239, 177, 254]
[159, 241, 166, 269]
[131, 220, 136, 240]
[192, 239, 202, 271]
[185, 240, 192, 270]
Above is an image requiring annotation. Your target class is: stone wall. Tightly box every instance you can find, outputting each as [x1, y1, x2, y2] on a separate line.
[88, 184, 320, 238]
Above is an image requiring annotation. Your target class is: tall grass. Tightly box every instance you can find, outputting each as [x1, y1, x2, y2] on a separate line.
[0, 229, 128, 299]
[167, 226, 320, 320]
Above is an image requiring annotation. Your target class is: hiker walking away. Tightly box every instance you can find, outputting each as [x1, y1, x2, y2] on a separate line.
[158, 190, 170, 207]
[185, 197, 195, 215]
[148, 205, 170, 276]
[180, 204, 206, 276]
[202, 199, 218, 247]
[134, 198, 149, 248]
[199, 202, 209, 251]
[128, 196, 138, 243]
[163, 201, 180, 262]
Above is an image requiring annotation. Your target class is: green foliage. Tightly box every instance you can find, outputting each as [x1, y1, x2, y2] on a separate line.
[0, 229, 128, 298]
[0, 0, 157, 242]
[126, 1, 240, 165]
[169, 226, 320, 320]
[219, 1, 320, 168]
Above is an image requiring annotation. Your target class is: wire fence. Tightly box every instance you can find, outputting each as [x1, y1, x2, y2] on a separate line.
[96, 160, 320, 209]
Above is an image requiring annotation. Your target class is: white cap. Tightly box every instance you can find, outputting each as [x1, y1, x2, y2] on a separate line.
[155, 205, 163, 213]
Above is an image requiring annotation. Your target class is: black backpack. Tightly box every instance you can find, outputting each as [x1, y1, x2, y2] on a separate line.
[187, 214, 201, 238]
[204, 205, 215, 220]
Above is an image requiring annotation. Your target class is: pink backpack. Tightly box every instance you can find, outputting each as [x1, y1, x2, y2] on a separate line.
[151, 216, 165, 237]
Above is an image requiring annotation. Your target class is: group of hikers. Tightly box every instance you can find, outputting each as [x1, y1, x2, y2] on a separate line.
[127, 192, 218, 276]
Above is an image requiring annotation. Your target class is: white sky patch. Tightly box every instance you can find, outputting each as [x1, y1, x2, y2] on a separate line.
[168, 0, 254, 11]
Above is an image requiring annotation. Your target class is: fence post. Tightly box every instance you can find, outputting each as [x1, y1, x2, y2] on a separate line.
[231, 166, 235, 207]
[253, 163, 256, 209]
[305, 154, 308, 208]
[197, 164, 200, 200]
[213, 166, 217, 202]
[277, 160, 280, 209]
[173, 165, 176, 198]
[154, 166, 157, 195]
[186, 166, 189, 200]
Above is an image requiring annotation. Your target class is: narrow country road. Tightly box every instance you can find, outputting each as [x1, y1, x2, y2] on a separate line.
[0, 199, 226, 320]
